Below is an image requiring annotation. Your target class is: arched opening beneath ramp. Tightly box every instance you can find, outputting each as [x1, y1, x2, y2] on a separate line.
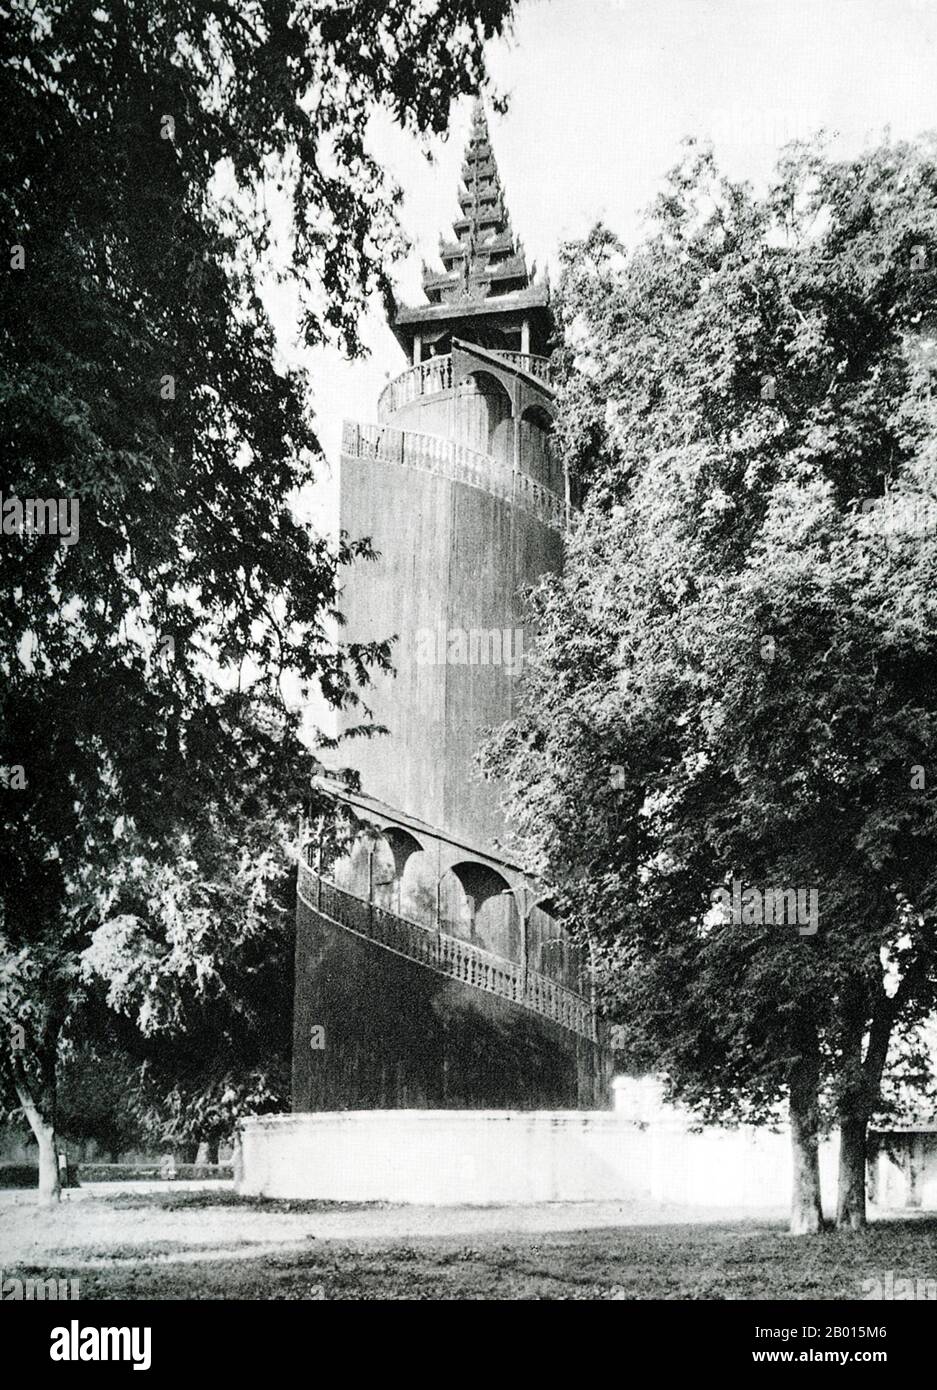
[382, 826, 424, 878]
[527, 895, 586, 991]
[519, 402, 560, 493]
[330, 824, 426, 915]
[463, 370, 513, 465]
[440, 860, 520, 962]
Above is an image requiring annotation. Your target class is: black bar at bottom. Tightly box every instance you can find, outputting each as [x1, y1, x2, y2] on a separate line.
[6, 1298, 929, 1378]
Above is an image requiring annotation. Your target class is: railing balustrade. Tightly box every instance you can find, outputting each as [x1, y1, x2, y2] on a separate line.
[340, 420, 567, 530]
[494, 351, 554, 385]
[377, 351, 553, 421]
[378, 355, 455, 418]
[297, 861, 595, 1042]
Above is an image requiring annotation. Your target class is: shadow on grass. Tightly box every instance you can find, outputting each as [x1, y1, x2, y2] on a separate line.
[104, 1189, 398, 1214]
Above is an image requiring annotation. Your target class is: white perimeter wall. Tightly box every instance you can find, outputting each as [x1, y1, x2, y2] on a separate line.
[238, 1109, 842, 1209]
[240, 1079, 937, 1211]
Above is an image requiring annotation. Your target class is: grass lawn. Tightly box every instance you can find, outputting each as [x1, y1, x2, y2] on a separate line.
[3, 1189, 936, 1299]
[75, 1222, 937, 1301]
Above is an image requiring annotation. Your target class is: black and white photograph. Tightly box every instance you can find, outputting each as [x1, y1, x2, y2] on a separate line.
[2, 0, 937, 1355]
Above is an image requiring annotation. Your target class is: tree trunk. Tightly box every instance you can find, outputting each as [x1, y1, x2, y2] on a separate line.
[790, 1093, 823, 1233]
[789, 1026, 824, 1235]
[35, 1122, 62, 1205]
[837, 1116, 868, 1229]
[834, 976, 884, 1232]
[12, 1055, 61, 1207]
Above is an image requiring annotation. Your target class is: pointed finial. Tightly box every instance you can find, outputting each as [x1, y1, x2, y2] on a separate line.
[420, 94, 535, 308]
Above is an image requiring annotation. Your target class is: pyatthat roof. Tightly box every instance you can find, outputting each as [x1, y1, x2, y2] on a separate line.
[420, 98, 536, 307]
[389, 98, 554, 357]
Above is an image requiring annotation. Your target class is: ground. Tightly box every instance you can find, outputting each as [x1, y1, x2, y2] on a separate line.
[2, 1182, 935, 1299]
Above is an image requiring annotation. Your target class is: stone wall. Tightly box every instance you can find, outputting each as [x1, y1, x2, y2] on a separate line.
[238, 1108, 824, 1207]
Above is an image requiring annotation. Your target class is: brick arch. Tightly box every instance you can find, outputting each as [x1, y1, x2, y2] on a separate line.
[453, 352, 518, 404]
[516, 381, 556, 420]
[528, 899, 585, 991]
[449, 859, 512, 910]
[381, 825, 425, 877]
[330, 822, 426, 913]
[520, 402, 554, 431]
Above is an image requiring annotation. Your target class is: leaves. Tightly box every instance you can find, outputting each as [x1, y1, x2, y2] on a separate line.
[0, 0, 514, 1134]
[485, 135, 937, 1127]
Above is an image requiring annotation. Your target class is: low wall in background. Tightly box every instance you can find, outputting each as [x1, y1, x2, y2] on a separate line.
[870, 1131, 937, 1209]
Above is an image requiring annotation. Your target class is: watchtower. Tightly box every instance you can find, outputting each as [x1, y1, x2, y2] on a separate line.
[294, 102, 609, 1111]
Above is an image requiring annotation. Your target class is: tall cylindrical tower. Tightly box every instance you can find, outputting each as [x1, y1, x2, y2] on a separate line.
[294, 102, 609, 1111]
[338, 350, 564, 854]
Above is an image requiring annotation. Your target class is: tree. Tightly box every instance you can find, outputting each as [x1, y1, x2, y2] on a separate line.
[0, 0, 514, 1203]
[77, 768, 368, 1162]
[79, 768, 302, 1160]
[56, 1046, 147, 1163]
[484, 137, 937, 1232]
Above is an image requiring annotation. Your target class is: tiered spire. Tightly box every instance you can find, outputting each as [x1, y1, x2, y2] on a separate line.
[422, 99, 534, 306]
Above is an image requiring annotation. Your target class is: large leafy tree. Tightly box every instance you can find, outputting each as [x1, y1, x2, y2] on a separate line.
[79, 784, 299, 1162]
[78, 770, 363, 1161]
[0, 0, 514, 1202]
[485, 137, 937, 1232]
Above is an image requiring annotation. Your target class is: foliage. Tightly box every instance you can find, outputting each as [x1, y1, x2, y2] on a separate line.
[0, 0, 514, 1180]
[485, 137, 937, 1135]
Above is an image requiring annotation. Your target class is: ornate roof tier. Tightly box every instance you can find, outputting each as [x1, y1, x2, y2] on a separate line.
[390, 98, 553, 359]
